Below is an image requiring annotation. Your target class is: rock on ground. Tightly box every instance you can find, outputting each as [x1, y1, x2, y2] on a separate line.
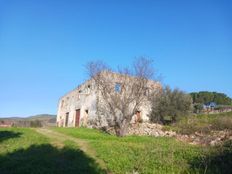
[126, 123, 232, 146]
[127, 122, 176, 137]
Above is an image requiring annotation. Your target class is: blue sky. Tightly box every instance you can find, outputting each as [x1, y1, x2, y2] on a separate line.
[0, 0, 231, 117]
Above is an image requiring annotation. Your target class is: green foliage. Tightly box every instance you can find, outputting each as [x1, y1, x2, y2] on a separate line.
[190, 91, 232, 105]
[30, 120, 42, 127]
[150, 86, 193, 124]
[193, 103, 204, 113]
[191, 140, 232, 174]
[211, 116, 232, 130]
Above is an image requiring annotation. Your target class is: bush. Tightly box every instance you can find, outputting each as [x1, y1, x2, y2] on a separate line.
[172, 116, 211, 135]
[150, 86, 193, 124]
[192, 140, 232, 174]
[211, 117, 232, 131]
[193, 103, 204, 113]
[165, 112, 232, 135]
[30, 120, 43, 127]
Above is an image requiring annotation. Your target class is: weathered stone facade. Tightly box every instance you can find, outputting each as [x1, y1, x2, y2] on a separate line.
[56, 72, 161, 128]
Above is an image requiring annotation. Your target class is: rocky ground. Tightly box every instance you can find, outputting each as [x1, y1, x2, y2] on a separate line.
[127, 123, 232, 146]
[127, 123, 176, 137]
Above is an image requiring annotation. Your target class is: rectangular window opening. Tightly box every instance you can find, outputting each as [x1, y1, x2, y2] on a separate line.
[115, 83, 121, 92]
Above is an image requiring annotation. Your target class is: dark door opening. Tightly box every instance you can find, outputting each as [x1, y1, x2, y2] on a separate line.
[136, 111, 141, 123]
[75, 109, 81, 127]
[83, 110, 88, 126]
[65, 112, 69, 127]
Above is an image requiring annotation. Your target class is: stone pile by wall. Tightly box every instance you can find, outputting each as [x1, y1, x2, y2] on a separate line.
[127, 123, 176, 137]
[127, 123, 232, 146]
[176, 130, 232, 146]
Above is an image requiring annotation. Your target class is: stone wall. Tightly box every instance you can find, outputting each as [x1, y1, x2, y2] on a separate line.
[57, 79, 97, 127]
[57, 72, 162, 128]
[126, 123, 232, 146]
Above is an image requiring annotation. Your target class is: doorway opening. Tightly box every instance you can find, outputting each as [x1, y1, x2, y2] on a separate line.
[83, 110, 89, 126]
[75, 109, 81, 127]
[65, 112, 69, 127]
[136, 111, 141, 123]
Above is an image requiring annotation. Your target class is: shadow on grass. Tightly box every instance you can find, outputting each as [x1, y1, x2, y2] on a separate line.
[0, 131, 22, 143]
[190, 140, 232, 174]
[0, 144, 106, 174]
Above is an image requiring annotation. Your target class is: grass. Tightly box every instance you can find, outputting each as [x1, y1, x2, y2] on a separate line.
[1, 126, 231, 174]
[0, 127, 49, 154]
[0, 128, 106, 174]
[163, 111, 232, 135]
[53, 127, 232, 174]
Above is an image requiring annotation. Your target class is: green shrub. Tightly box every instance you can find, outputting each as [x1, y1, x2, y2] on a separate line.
[166, 112, 232, 135]
[30, 120, 43, 127]
[174, 117, 211, 135]
[192, 140, 232, 174]
[150, 86, 193, 125]
[193, 103, 204, 113]
[211, 117, 232, 131]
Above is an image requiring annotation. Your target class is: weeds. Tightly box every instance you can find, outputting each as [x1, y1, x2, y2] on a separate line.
[54, 128, 206, 174]
[165, 112, 232, 135]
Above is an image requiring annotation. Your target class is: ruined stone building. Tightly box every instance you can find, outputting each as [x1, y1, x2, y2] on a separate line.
[56, 72, 161, 128]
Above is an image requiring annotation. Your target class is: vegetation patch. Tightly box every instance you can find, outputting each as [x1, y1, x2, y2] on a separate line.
[1, 127, 231, 173]
[165, 112, 232, 135]
[53, 127, 232, 174]
[0, 128, 49, 154]
[0, 128, 106, 174]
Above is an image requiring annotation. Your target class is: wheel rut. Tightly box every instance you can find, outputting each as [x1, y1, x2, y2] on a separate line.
[36, 128, 109, 173]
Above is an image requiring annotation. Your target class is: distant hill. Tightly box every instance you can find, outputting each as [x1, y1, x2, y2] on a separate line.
[0, 114, 57, 127]
[26, 114, 56, 121]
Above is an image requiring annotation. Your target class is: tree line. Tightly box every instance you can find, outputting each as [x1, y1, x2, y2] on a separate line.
[190, 91, 232, 105]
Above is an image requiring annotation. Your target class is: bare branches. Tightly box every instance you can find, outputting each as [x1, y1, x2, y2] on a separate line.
[86, 60, 110, 79]
[133, 57, 155, 80]
[86, 57, 159, 136]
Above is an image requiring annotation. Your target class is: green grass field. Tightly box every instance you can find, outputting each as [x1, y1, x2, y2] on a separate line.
[53, 127, 232, 174]
[0, 128, 105, 174]
[1, 127, 231, 174]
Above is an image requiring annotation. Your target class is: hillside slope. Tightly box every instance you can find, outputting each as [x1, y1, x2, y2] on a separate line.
[0, 114, 56, 127]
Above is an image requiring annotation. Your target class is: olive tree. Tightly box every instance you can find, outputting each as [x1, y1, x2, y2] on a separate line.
[150, 86, 193, 124]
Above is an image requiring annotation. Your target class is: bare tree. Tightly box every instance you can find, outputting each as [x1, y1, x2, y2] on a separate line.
[86, 57, 159, 136]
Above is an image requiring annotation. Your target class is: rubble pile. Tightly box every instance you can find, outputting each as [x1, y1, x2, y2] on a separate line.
[127, 123, 232, 146]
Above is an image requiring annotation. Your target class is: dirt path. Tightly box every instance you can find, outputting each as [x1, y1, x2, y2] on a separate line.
[36, 128, 108, 172]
